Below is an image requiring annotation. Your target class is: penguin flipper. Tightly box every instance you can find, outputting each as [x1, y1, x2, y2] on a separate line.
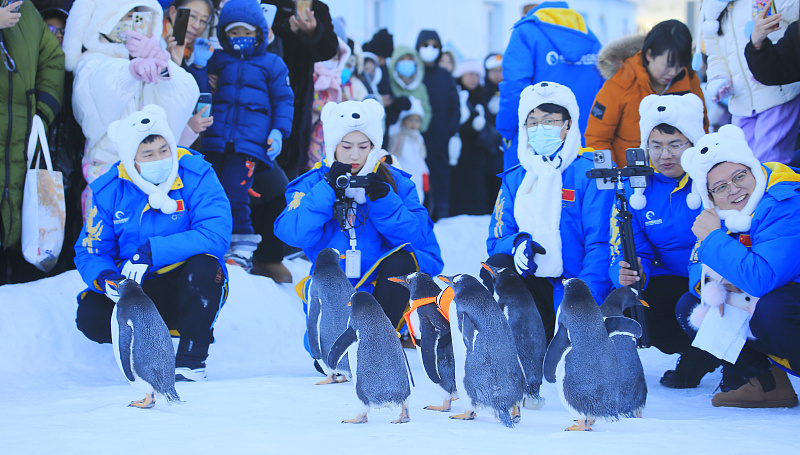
[307, 294, 323, 360]
[118, 321, 135, 383]
[543, 324, 570, 383]
[605, 316, 642, 339]
[327, 327, 357, 369]
[460, 314, 478, 353]
[420, 323, 442, 384]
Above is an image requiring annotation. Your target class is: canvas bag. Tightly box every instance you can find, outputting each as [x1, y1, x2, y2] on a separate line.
[21, 115, 66, 272]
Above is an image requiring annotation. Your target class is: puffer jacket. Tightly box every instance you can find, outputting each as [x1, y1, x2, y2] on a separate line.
[0, 1, 64, 247]
[585, 35, 708, 167]
[388, 46, 431, 132]
[706, 1, 800, 117]
[202, 0, 294, 166]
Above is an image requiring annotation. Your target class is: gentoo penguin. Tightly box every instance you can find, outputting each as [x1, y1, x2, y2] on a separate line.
[327, 292, 411, 424]
[108, 278, 180, 408]
[308, 248, 353, 384]
[543, 278, 640, 430]
[600, 286, 648, 418]
[482, 263, 547, 410]
[389, 272, 456, 411]
[437, 274, 524, 428]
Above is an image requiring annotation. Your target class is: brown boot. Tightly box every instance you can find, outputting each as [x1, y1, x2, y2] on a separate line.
[250, 261, 293, 283]
[712, 366, 798, 408]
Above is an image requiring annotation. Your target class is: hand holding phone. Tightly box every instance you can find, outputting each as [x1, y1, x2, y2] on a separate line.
[296, 0, 312, 21]
[0, 1, 22, 29]
[172, 7, 191, 46]
[195, 93, 212, 118]
[751, 0, 783, 49]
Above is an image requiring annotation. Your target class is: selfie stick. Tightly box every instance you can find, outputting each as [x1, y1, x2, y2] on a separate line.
[586, 166, 653, 348]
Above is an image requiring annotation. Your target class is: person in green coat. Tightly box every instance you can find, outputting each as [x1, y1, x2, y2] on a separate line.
[388, 45, 431, 133]
[0, 1, 65, 284]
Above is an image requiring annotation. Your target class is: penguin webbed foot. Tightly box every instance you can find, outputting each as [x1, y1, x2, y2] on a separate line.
[128, 393, 155, 409]
[449, 410, 476, 420]
[566, 419, 593, 431]
[423, 398, 452, 412]
[511, 405, 521, 423]
[316, 373, 347, 385]
[343, 412, 368, 424]
[391, 405, 410, 424]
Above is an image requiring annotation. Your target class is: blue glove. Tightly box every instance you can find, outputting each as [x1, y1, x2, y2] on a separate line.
[121, 242, 152, 284]
[192, 38, 214, 67]
[97, 269, 125, 303]
[267, 129, 283, 160]
[512, 233, 546, 277]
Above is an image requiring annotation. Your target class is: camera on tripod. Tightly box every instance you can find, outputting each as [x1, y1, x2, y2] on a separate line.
[335, 174, 370, 190]
[333, 175, 370, 232]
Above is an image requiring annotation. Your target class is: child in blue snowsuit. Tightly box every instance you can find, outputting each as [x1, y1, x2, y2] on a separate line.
[197, 0, 294, 269]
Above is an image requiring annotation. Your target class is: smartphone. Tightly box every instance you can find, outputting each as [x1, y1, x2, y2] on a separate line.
[172, 7, 191, 46]
[195, 93, 212, 118]
[296, 0, 313, 21]
[755, 0, 777, 17]
[110, 19, 135, 42]
[626, 148, 649, 189]
[592, 149, 614, 190]
[2, 0, 23, 13]
[132, 11, 153, 37]
[261, 3, 278, 27]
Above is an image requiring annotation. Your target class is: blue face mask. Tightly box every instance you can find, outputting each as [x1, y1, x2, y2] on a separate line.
[137, 157, 173, 185]
[340, 67, 352, 85]
[229, 36, 257, 57]
[527, 125, 565, 156]
[396, 60, 416, 78]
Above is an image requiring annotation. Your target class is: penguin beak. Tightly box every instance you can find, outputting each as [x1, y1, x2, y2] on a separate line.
[340, 254, 346, 260]
[347, 301, 351, 306]
[639, 299, 650, 307]
[480, 263, 497, 277]
[388, 277, 406, 285]
[437, 276, 453, 285]
[105, 280, 118, 289]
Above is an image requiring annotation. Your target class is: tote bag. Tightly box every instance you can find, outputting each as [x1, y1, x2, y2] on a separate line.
[21, 115, 66, 272]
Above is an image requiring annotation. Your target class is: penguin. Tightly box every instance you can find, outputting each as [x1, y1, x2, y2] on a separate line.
[389, 272, 456, 411]
[308, 248, 353, 384]
[437, 274, 524, 428]
[600, 286, 649, 418]
[327, 292, 411, 424]
[543, 278, 641, 431]
[482, 263, 547, 410]
[108, 278, 180, 408]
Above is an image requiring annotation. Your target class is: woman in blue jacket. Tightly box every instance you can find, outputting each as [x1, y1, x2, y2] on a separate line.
[484, 81, 613, 342]
[274, 99, 443, 329]
[74, 105, 233, 382]
[676, 125, 800, 408]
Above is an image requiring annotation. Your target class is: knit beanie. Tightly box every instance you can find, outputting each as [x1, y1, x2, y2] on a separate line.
[453, 59, 485, 79]
[363, 28, 393, 59]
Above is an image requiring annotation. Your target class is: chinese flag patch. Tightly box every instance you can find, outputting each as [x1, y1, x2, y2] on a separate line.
[562, 188, 575, 202]
[738, 234, 751, 247]
[176, 200, 185, 212]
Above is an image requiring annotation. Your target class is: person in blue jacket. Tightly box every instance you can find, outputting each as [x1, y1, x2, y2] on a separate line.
[274, 99, 443, 331]
[195, 0, 294, 270]
[675, 124, 799, 408]
[610, 93, 721, 389]
[483, 81, 613, 342]
[496, 1, 603, 171]
[73, 105, 233, 383]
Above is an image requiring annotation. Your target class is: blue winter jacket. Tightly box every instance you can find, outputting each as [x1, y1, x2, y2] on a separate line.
[74, 149, 233, 293]
[487, 150, 614, 306]
[610, 172, 701, 288]
[689, 163, 800, 298]
[497, 1, 603, 169]
[202, 0, 294, 166]
[274, 163, 443, 292]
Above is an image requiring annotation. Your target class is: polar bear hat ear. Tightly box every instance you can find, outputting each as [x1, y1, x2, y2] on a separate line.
[322, 99, 386, 167]
[680, 124, 765, 232]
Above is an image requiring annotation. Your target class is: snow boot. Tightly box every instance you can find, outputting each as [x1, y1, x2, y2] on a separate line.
[660, 346, 719, 388]
[712, 366, 798, 408]
[225, 234, 262, 271]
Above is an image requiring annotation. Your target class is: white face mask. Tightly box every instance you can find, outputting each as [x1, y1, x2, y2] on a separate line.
[136, 157, 173, 184]
[527, 124, 566, 156]
[419, 45, 440, 63]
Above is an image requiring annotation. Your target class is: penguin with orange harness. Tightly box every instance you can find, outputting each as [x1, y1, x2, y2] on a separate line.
[390, 272, 456, 411]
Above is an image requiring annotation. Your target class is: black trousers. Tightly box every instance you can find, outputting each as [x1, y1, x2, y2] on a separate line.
[480, 253, 556, 343]
[251, 164, 290, 263]
[636, 275, 694, 354]
[372, 250, 417, 329]
[76, 255, 227, 368]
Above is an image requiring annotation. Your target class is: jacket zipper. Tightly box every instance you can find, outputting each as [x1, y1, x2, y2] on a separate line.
[728, 5, 756, 112]
[227, 55, 245, 143]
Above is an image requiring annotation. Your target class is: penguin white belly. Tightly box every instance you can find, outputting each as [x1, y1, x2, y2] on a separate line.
[448, 305, 469, 409]
[346, 335, 359, 393]
[111, 305, 124, 381]
[555, 346, 581, 419]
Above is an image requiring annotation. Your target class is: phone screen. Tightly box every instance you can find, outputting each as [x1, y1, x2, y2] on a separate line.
[195, 93, 212, 118]
[626, 148, 649, 189]
[3, 0, 23, 13]
[755, 0, 777, 17]
[296, 0, 313, 21]
[172, 7, 192, 46]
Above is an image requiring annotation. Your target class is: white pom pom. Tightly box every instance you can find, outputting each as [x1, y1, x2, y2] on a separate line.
[689, 304, 710, 330]
[702, 20, 719, 36]
[148, 192, 167, 210]
[703, 280, 727, 307]
[161, 198, 178, 214]
[629, 190, 646, 210]
[686, 191, 702, 209]
[724, 213, 752, 233]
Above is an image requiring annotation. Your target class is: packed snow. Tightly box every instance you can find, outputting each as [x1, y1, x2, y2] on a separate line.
[1, 215, 797, 453]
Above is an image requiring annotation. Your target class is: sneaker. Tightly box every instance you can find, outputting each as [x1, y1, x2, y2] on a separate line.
[175, 367, 207, 382]
[660, 347, 719, 389]
[712, 366, 798, 408]
[225, 251, 253, 271]
[250, 260, 293, 283]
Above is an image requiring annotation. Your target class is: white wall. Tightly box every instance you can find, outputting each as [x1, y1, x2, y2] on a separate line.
[325, 0, 638, 62]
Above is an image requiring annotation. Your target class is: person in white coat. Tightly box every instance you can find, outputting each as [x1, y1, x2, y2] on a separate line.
[63, 0, 200, 217]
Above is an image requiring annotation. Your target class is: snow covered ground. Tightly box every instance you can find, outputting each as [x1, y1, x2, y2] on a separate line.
[1, 215, 797, 454]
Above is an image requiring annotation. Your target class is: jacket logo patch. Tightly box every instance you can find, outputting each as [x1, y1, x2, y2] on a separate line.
[738, 234, 752, 247]
[562, 188, 575, 202]
[546, 51, 560, 66]
[288, 192, 305, 210]
[82, 206, 103, 254]
[176, 200, 185, 212]
[645, 210, 662, 226]
[113, 210, 130, 225]
[493, 189, 505, 238]
[591, 101, 606, 120]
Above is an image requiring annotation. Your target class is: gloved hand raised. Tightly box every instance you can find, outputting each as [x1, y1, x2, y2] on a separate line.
[125, 30, 169, 61]
[192, 38, 214, 67]
[325, 161, 351, 190]
[513, 233, 546, 277]
[267, 129, 283, 161]
[364, 172, 390, 200]
[706, 77, 732, 103]
[129, 58, 169, 84]
[97, 269, 126, 303]
[121, 243, 152, 284]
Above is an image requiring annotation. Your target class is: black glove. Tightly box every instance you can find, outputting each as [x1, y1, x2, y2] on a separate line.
[325, 161, 351, 190]
[364, 172, 390, 200]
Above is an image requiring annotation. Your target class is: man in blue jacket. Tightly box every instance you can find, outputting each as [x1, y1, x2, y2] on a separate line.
[497, 2, 603, 170]
[610, 94, 719, 389]
[74, 105, 232, 382]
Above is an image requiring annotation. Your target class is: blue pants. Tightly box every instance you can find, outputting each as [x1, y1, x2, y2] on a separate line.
[676, 284, 800, 378]
[206, 152, 258, 235]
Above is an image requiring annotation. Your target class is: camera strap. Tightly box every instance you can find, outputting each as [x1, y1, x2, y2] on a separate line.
[344, 200, 361, 278]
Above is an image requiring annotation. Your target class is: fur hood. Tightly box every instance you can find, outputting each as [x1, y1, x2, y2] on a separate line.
[596, 34, 644, 80]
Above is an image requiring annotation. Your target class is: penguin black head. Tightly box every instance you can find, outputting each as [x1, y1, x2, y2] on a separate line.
[561, 278, 597, 311]
[316, 248, 343, 267]
[390, 272, 440, 299]
[106, 278, 146, 300]
[349, 291, 387, 324]
[601, 286, 649, 317]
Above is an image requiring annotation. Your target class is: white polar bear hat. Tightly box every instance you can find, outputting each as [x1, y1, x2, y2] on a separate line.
[321, 98, 386, 167]
[680, 124, 766, 233]
[107, 104, 180, 214]
[631, 93, 707, 210]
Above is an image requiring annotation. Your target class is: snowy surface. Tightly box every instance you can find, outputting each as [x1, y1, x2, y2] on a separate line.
[1, 214, 798, 454]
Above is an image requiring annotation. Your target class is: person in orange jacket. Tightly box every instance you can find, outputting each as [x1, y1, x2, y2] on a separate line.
[585, 20, 709, 166]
